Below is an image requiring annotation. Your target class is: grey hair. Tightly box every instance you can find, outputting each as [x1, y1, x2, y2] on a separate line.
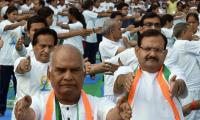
[101, 19, 119, 36]
[173, 22, 190, 38]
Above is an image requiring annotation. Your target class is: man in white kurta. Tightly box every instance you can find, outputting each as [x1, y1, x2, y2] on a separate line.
[28, 92, 115, 120]
[173, 22, 200, 120]
[99, 19, 126, 101]
[113, 29, 187, 120]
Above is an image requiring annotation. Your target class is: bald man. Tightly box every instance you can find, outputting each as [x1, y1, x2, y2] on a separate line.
[14, 45, 132, 120]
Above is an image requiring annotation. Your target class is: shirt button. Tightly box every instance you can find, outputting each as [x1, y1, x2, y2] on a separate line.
[68, 118, 70, 120]
[66, 107, 69, 110]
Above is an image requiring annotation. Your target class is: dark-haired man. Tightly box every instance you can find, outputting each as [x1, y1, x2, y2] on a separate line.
[11, 28, 57, 119]
[113, 30, 187, 120]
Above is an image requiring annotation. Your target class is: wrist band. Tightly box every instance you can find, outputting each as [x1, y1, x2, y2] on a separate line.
[191, 100, 197, 110]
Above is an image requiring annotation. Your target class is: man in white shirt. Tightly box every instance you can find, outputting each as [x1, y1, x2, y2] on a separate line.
[173, 22, 200, 120]
[13, 15, 48, 60]
[99, 19, 128, 101]
[113, 29, 187, 120]
[11, 28, 58, 120]
[14, 28, 57, 100]
[14, 45, 132, 120]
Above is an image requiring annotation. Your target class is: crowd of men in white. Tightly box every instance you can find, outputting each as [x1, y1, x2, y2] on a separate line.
[0, 0, 200, 119]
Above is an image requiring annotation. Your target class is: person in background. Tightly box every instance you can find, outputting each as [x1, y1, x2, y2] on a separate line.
[0, 6, 26, 116]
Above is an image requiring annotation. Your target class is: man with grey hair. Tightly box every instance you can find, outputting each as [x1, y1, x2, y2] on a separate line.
[99, 19, 129, 101]
[14, 44, 132, 120]
[173, 22, 200, 119]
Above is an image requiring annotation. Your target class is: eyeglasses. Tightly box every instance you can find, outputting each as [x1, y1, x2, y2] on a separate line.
[139, 46, 166, 53]
[143, 22, 161, 28]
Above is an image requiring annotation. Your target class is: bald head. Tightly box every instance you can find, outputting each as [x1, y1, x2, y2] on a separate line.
[48, 45, 86, 104]
[50, 45, 84, 70]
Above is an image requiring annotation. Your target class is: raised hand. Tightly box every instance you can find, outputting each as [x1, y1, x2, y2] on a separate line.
[117, 96, 132, 120]
[17, 56, 32, 74]
[14, 95, 35, 120]
[169, 75, 187, 98]
[16, 37, 24, 51]
[84, 58, 91, 74]
[122, 73, 134, 93]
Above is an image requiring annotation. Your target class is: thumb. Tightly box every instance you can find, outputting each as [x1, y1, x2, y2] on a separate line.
[170, 75, 177, 95]
[117, 94, 128, 107]
[27, 56, 31, 64]
[170, 75, 177, 86]
[23, 95, 32, 108]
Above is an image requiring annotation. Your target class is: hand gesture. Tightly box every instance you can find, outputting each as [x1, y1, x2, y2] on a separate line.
[18, 56, 32, 73]
[0, 37, 3, 48]
[14, 95, 35, 120]
[117, 96, 132, 120]
[122, 73, 134, 92]
[16, 37, 24, 51]
[169, 75, 187, 98]
[81, 29, 93, 36]
[84, 58, 91, 74]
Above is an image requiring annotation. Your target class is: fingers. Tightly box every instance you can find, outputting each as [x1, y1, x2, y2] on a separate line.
[117, 97, 132, 120]
[84, 61, 91, 74]
[20, 56, 31, 72]
[124, 73, 134, 92]
[16, 37, 24, 51]
[170, 75, 177, 97]
[15, 95, 32, 120]
[170, 76, 186, 97]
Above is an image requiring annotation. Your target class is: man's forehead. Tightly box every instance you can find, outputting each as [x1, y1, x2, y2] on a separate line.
[141, 36, 164, 45]
[144, 18, 160, 23]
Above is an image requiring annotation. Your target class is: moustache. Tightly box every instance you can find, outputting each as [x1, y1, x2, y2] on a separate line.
[145, 57, 159, 61]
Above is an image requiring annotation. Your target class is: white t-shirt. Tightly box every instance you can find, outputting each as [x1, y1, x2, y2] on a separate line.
[0, 20, 23, 65]
[30, 92, 115, 120]
[14, 52, 51, 101]
[82, 10, 98, 43]
[1, 6, 8, 16]
[49, 5, 63, 26]
[57, 4, 69, 23]
[114, 66, 185, 120]
[100, 2, 115, 10]
[20, 3, 34, 12]
[161, 27, 175, 47]
[93, 6, 107, 28]
[173, 40, 200, 89]
[99, 36, 125, 96]
[63, 21, 84, 54]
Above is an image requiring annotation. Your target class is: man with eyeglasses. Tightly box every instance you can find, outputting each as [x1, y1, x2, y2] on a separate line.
[131, 12, 162, 42]
[113, 29, 187, 120]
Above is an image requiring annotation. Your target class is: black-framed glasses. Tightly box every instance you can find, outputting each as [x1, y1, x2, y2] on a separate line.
[143, 22, 161, 28]
[139, 46, 166, 53]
